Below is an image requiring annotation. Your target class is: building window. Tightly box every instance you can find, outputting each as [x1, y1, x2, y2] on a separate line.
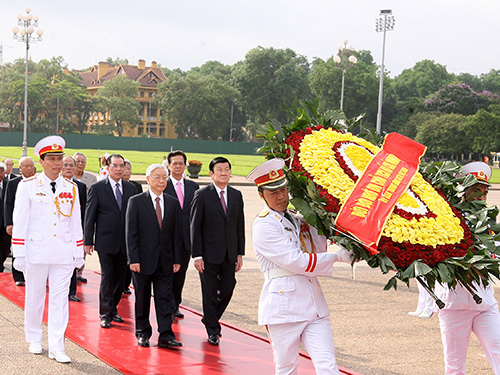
[140, 91, 144, 97]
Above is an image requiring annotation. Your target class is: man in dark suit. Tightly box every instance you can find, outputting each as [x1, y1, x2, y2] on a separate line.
[190, 156, 245, 345]
[164, 150, 199, 318]
[61, 156, 87, 302]
[84, 154, 136, 328]
[2, 159, 17, 182]
[126, 164, 182, 349]
[4, 157, 35, 286]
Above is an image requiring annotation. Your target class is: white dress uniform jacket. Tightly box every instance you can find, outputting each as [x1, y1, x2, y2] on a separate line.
[252, 207, 337, 325]
[12, 173, 84, 263]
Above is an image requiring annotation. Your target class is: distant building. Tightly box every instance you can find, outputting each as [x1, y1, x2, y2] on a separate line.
[77, 59, 176, 138]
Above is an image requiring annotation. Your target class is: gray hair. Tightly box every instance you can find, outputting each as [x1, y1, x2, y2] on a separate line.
[146, 163, 166, 177]
[0, 162, 5, 171]
[124, 159, 132, 168]
[73, 152, 87, 160]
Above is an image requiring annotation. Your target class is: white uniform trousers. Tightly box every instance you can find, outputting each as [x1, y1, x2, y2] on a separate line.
[438, 307, 500, 375]
[24, 263, 74, 353]
[266, 315, 340, 375]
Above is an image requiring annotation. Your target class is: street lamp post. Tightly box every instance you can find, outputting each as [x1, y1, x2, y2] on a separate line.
[333, 40, 357, 112]
[375, 9, 395, 135]
[229, 99, 237, 142]
[12, 8, 43, 157]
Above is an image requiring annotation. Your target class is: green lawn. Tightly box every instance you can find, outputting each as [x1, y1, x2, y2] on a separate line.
[490, 167, 500, 184]
[0, 147, 266, 176]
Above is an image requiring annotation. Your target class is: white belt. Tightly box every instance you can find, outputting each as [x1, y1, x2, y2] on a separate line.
[265, 267, 298, 280]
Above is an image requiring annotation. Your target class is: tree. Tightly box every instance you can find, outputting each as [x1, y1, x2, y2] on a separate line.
[236, 47, 310, 125]
[393, 60, 454, 102]
[399, 111, 440, 139]
[414, 113, 469, 157]
[95, 75, 141, 136]
[481, 69, 500, 95]
[424, 83, 500, 116]
[155, 72, 240, 140]
[462, 109, 500, 155]
[310, 50, 382, 129]
[105, 57, 129, 65]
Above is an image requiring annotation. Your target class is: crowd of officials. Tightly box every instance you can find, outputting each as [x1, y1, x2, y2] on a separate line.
[2, 134, 500, 374]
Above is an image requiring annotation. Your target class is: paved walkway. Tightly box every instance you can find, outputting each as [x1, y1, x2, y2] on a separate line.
[1, 178, 500, 374]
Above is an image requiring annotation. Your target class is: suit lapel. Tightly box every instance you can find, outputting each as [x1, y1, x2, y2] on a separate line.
[208, 184, 226, 218]
[144, 191, 160, 229]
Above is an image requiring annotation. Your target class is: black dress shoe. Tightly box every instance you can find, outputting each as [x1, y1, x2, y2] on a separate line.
[15, 281, 25, 286]
[123, 288, 132, 295]
[112, 314, 124, 323]
[68, 295, 81, 302]
[137, 337, 150, 347]
[208, 335, 220, 346]
[174, 310, 184, 318]
[158, 339, 182, 349]
[100, 319, 111, 328]
[76, 276, 87, 283]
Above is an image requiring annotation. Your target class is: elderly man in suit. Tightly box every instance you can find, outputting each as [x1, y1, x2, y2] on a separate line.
[126, 164, 182, 349]
[2, 159, 17, 182]
[84, 154, 136, 329]
[164, 150, 199, 318]
[73, 152, 97, 192]
[12, 136, 84, 363]
[5, 157, 35, 286]
[190, 156, 245, 345]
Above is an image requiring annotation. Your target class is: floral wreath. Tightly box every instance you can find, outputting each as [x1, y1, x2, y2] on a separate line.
[258, 102, 500, 290]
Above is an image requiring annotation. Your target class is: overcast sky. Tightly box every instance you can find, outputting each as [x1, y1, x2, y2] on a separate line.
[1, 0, 498, 78]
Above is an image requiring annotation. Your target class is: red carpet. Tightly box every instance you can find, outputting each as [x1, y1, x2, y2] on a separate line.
[0, 272, 360, 375]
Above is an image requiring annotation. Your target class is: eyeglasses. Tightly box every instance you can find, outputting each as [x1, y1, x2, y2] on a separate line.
[150, 176, 168, 181]
[63, 163, 75, 168]
[110, 164, 125, 169]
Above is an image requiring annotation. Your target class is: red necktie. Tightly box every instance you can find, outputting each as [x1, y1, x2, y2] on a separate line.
[220, 190, 227, 215]
[155, 196, 162, 228]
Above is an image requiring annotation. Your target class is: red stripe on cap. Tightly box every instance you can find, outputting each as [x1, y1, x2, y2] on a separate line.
[39, 144, 63, 155]
[254, 169, 285, 187]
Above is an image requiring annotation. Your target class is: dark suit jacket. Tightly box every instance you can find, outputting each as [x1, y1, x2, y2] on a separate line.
[190, 184, 245, 264]
[72, 178, 87, 229]
[4, 176, 21, 227]
[0, 179, 7, 228]
[126, 191, 181, 275]
[84, 177, 136, 254]
[164, 178, 199, 251]
[129, 180, 143, 194]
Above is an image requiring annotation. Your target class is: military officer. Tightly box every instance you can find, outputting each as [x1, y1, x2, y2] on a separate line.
[12, 135, 84, 364]
[247, 158, 353, 375]
[435, 161, 500, 374]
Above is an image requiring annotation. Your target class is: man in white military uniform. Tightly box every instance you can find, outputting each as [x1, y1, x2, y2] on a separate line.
[435, 161, 500, 374]
[12, 135, 84, 364]
[247, 158, 353, 375]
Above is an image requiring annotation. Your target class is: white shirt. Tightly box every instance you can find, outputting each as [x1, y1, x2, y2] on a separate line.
[213, 183, 228, 205]
[149, 190, 164, 219]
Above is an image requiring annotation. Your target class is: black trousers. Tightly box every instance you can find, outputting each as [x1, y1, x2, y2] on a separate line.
[69, 269, 77, 296]
[132, 261, 176, 342]
[199, 254, 236, 336]
[172, 245, 191, 310]
[97, 250, 128, 320]
[0, 227, 11, 272]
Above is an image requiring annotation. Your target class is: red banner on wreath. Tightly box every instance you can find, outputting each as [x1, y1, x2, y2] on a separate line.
[335, 133, 427, 254]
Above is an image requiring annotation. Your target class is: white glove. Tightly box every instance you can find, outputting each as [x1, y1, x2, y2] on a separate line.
[13, 257, 27, 272]
[74, 257, 85, 269]
[332, 248, 354, 263]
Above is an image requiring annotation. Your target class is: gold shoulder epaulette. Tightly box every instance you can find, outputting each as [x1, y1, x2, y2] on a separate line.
[22, 176, 36, 182]
[64, 177, 77, 186]
[258, 209, 270, 217]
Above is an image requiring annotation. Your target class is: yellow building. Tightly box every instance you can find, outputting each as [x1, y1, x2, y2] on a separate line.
[77, 59, 176, 138]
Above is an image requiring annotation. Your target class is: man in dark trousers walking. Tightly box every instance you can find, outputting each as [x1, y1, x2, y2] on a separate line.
[190, 157, 245, 346]
[164, 150, 199, 318]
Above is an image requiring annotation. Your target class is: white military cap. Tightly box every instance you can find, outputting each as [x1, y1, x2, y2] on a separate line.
[461, 161, 491, 186]
[33, 135, 66, 157]
[246, 158, 289, 190]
